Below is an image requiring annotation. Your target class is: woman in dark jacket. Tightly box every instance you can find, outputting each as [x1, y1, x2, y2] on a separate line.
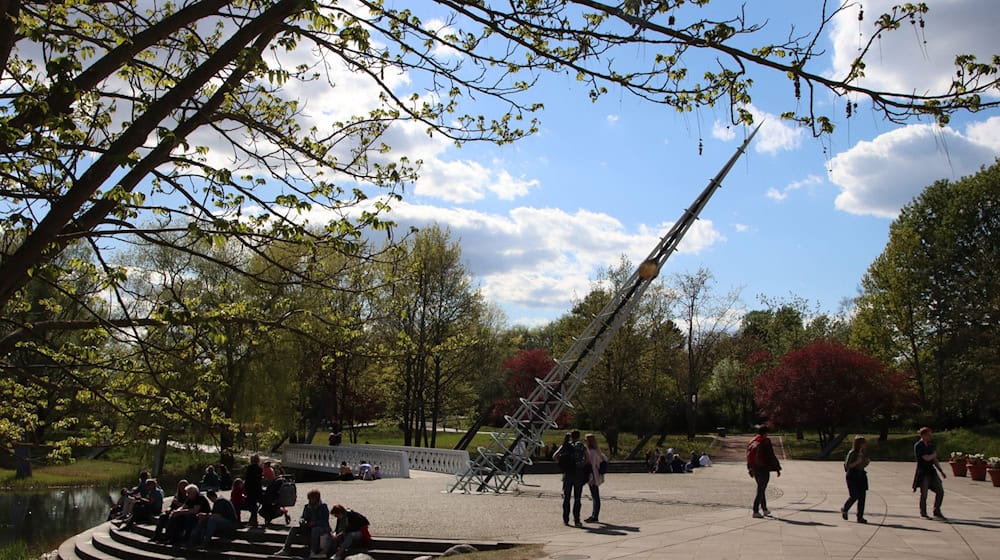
[841, 436, 870, 523]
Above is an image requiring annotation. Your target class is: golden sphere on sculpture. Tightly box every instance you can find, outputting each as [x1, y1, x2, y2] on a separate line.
[637, 260, 660, 280]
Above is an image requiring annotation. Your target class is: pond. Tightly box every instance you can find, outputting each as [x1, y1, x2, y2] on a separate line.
[1, 488, 113, 553]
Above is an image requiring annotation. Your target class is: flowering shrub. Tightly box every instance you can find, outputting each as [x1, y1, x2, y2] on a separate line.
[950, 451, 965, 461]
[987, 457, 1000, 469]
[968, 453, 987, 465]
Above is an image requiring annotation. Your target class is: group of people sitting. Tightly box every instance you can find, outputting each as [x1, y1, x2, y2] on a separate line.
[110, 465, 369, 559]
[648, 448, 712, 473]
[108, 471, 164, 525]
[274, 490, 371, 560]
[336, 460, 381, 481]
[146, 481, 240, 547]
[197, 463, 234, 491]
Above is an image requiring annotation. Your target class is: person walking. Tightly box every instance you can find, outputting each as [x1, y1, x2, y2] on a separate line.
[841, 436, 870, 523]
[747, 425, 781, 518]
[912, 427, 947, 519]
[553, 430, 590, 527]
[583, 433, 607, 523]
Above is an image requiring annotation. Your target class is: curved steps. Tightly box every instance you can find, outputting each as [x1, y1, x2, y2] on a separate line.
[57, 521, 516, 560]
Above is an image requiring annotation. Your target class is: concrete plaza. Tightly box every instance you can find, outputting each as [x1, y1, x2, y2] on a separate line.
[300, 459, 1000, 559]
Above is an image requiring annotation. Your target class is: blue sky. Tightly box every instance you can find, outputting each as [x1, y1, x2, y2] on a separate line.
[282, 1, 1000, 326]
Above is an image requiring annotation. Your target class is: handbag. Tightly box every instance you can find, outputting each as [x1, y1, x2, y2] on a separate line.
[598, 459, 608, 475]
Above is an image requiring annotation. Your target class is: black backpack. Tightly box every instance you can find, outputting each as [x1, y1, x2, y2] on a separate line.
[571, 442, 588, 471]
[557, 445, 574, 473]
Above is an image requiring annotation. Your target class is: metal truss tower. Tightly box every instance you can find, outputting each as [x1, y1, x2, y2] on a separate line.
[449, 125, 761, 494]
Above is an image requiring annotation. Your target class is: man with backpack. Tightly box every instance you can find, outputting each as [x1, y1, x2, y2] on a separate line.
[553, 430, 590, 526]
[747, 425, 782, 518]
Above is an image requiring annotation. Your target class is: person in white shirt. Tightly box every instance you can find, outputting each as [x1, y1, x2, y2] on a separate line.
[699, 452, 712, 467]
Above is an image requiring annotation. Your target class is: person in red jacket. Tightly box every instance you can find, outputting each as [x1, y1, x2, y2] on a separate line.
[747, 425, 782, 518]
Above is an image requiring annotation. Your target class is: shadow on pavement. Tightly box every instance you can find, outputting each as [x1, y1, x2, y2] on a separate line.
[879, 523, 939, 532]
[943, 519, 1000, 529]
[772, 518, 837, 527]
[584, 523, 641, 536]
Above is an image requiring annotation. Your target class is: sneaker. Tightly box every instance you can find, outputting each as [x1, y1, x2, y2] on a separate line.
[857, 517, 868, 524]
[933, 510, 946, 519]
[584, 516, 597, 523]
[273, 548, 294, 557]
[841, 509, 848, 520]
[920, 512, 931, 519]
[574, 520, 583, 527]
[752, 511, 764, 519]
[762, 509, 772, 516]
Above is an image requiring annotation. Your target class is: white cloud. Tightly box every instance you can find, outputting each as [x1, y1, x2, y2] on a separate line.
[489, 170, 540, 200]
[967, 116, 1000, 149]
[299, 199, 725, 310]
[828, 0, 998, 98]
[828, 118, 1000, 217]
[733, 223, 751, 233]
[606, 114, 620, 125]
[766, 174, 824, 202]
[712, 104, 803, 154]
[423, 18, 462, 60]
[712, 121, 737, 141]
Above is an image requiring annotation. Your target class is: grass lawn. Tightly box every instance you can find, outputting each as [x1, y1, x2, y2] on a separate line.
[0, 543, 32, 560]
[0, 458, 138, 490]
[778, 424, 1000, 462]
[1, 444, 224, 490]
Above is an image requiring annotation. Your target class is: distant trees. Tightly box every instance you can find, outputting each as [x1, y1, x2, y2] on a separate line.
[754, 341, 909, 449]
[489, 349, 561, 424]
[377, 225, 495, 447]
[852, 161, 1000, 424]
[672, 268, 741, 440]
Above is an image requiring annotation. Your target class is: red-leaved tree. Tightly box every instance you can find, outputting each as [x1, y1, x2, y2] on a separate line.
[753, 340, 909, 450]
[490, 349, 572, 428]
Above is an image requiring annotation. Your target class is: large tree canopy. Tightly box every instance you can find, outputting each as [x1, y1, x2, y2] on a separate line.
[852, 160, 1000, 424]
[1, 0, 997, 452]
[753, 340, 909, 449]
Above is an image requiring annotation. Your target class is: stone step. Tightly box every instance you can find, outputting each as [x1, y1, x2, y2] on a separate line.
[123, 522, 512, 555]
[62, 519, 518, 560]
[91, 531, 176, 560]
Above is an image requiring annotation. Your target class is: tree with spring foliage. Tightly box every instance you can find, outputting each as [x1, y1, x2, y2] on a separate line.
[851, 160, 1000, 424]
[754, 340, 910, 450]
[2, 0, 997, 453]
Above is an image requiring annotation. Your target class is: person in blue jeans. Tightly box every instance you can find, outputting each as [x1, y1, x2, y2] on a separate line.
[553, 430, 590, 526]
[275, 489, 330, 557]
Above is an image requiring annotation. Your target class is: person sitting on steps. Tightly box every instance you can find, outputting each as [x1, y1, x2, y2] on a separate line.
[328, 504, 371, 560]
[275, 489, 330, 558]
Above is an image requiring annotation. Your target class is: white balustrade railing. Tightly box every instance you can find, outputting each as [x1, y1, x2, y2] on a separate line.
[281, 444, 470, 477]
[281, 444, 409, 478]
[344, 443, 470, 475]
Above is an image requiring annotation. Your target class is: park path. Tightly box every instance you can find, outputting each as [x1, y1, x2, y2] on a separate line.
[710, 434, 788, 463]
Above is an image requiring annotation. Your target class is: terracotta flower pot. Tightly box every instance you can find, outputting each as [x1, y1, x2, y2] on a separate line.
[988, 468, 1000, 487]
[967, 460, 988, 481]
[949, 460, 967, 477]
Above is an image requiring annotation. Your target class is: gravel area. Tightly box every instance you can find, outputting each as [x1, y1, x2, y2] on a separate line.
[290, 467, 777, 543]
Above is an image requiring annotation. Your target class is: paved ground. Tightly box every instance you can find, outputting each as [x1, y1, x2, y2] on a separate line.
[297, 457, 1000, 560]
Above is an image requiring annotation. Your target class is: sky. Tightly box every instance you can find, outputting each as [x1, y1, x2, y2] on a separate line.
[233, 1, 1000, 327]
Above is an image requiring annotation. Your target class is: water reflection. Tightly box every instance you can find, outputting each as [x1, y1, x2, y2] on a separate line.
[1, 488, 112, 551]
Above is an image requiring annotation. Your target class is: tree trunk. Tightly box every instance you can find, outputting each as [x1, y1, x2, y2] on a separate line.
[14, 445, 32, 479]
[152, 431, 169, 477]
